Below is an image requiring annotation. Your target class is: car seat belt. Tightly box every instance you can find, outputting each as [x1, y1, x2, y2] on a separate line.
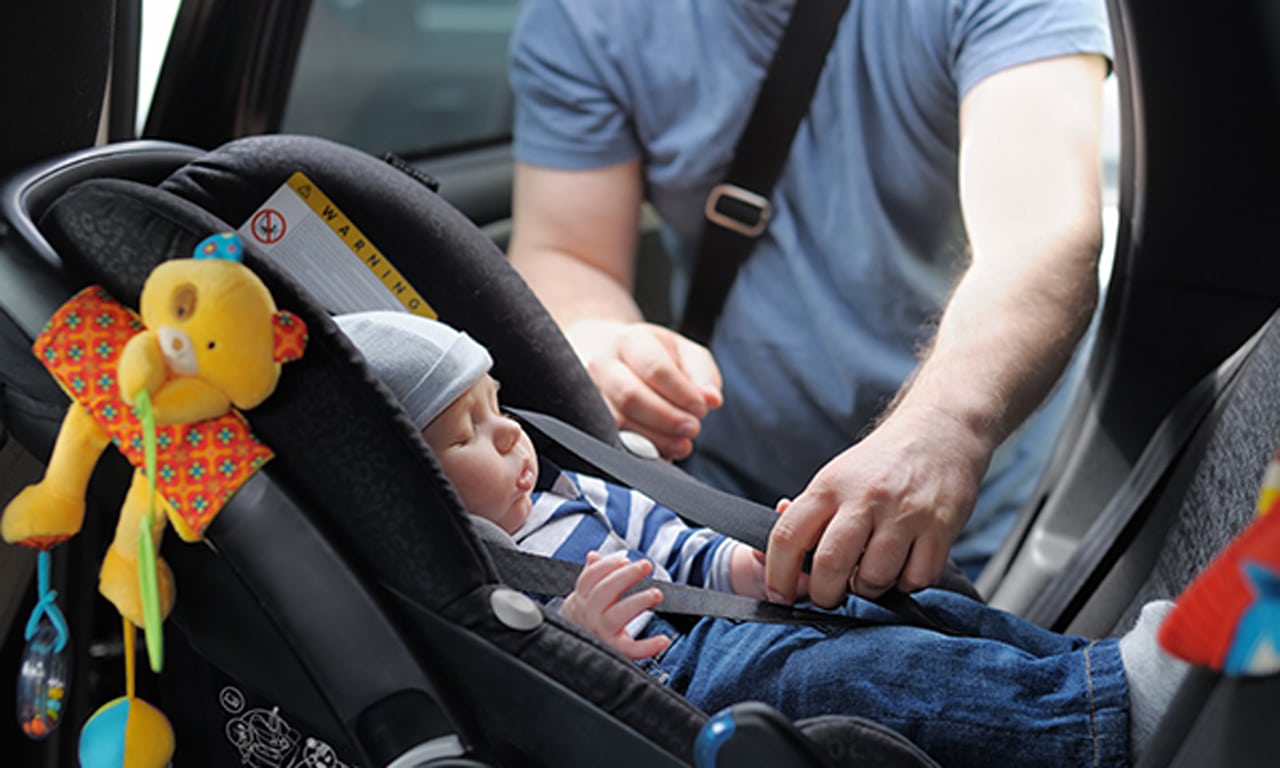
[1022, 328, 1261, 630]
[678, 0, 851, 346]
[485, 536, 944, 633]
[508, 407, 965, 635]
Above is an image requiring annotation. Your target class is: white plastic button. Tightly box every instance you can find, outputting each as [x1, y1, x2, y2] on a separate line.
[619, 430, 660, 460]
[490, 587, 543, 631]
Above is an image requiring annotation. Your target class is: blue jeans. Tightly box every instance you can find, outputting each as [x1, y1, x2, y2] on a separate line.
[643, 589, 1129, 768]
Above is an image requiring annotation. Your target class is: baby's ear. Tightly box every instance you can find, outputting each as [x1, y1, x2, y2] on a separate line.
[272, 311, 308, 363]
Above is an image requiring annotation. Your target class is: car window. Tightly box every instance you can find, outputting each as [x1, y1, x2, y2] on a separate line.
[281, 0, 518, 158]
[139, 0, 183, 134]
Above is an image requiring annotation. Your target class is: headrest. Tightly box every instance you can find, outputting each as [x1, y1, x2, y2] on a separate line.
[158, 134, 617, 444]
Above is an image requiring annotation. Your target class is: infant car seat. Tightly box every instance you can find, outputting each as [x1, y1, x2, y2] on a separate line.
[0, 134, 951, 768]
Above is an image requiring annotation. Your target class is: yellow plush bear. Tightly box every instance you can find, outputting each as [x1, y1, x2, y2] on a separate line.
[1, 232, 306, 628]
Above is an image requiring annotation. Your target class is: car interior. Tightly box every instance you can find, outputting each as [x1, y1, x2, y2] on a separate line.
[1, 1, 1278, 767]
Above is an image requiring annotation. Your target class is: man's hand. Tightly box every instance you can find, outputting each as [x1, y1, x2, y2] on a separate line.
[508, 161, 722, 460]
[764, 405, 992, 608]
[561, 551, 672, 660]
[567, 319, 723, 460]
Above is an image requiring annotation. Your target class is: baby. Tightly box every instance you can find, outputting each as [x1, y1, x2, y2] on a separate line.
[336, 310, 1186, 768]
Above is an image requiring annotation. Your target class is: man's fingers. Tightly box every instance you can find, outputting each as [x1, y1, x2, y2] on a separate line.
[899, 533, 947, 593]
[807, 504, 873, 608]
[589, 359, 697, 458]
[617, 328, 709, 414]
[852, 528, 913, 599]
[765, 494, 834, 604]
[672, 334, 723, 408]
[573, 322, 722, 461]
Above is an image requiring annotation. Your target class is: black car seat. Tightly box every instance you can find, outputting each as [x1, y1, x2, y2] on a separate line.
[0, 134, 949, 768]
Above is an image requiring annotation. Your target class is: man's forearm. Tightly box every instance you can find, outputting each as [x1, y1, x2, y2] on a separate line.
[888, 231, 1100, 454]
[904, 52, 1108, 452]
[510, 245, 644, 331]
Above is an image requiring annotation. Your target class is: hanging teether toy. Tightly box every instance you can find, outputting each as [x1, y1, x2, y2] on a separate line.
[15, 550, 71, 739]
[77, 618, 173, 767]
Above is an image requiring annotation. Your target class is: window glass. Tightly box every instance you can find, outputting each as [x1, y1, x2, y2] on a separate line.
[282, 0, 517, 157]
[138, 0, 183, 134]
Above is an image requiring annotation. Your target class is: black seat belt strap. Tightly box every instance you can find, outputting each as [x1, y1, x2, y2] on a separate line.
[487, 545, 938, 632]
[513, 407, 776, 551]
[509, 407, 964, 635]
[679, 0, 851, 345]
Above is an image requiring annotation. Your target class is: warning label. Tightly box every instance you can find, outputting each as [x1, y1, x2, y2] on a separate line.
[238, 172, 435, 318]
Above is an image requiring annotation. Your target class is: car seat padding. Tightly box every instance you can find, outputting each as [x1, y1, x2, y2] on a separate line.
[40, 177, 494, 604]
[36, 174, 716, 762]
[156, 134, 618, 445]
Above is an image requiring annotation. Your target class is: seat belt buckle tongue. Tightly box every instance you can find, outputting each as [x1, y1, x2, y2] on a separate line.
[704, 183, 772, 238]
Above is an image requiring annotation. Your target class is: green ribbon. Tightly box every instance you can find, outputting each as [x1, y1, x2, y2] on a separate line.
[133, 389, 164, 673]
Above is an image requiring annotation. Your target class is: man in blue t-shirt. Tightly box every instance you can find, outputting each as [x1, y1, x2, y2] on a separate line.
[506, 0, 1113, 602]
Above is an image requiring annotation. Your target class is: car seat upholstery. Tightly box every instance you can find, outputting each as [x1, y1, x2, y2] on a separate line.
[1090, 309, 1280, 768]
[2, 135, 951, 767]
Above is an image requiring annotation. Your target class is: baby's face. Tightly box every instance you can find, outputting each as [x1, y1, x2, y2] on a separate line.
[422, 375, 538, 534]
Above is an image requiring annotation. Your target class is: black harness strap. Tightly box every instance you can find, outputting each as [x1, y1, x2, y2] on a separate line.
[488, 546, 933, 633]
[509, 407, 962, 636]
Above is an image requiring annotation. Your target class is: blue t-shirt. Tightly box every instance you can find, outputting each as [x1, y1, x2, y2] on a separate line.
[510, 0, 1112, 568]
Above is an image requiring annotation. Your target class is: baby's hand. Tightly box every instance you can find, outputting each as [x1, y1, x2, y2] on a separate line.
[562, 551, 671, 660]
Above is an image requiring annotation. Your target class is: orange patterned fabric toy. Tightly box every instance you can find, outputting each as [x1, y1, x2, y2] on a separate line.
[1, 232, 306, 627]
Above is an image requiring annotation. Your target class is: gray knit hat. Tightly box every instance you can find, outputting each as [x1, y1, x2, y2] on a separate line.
[335, 311, 493, 430]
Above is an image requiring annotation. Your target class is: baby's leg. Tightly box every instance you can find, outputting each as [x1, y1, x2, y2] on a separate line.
[654, 594, 1130, 768]
[1118, 601, 1186, 760]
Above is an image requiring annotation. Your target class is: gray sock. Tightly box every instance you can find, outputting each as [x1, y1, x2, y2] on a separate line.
[1118, 600, 1189, 761]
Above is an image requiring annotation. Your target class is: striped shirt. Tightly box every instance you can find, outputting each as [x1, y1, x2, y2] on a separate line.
[514, 458, 740, 634]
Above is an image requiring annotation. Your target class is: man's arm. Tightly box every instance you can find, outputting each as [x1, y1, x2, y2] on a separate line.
[509, 160, 646, 327]
[766, 53, 1109, 606]
[509, 161, 723, 459]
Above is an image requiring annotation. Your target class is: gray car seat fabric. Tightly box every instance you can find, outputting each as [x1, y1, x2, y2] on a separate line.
[1121, 324, 1280, 618]
[1054, 310, 1280, 767]
[33, 171, 703, 762]
[1063, 312, 1280, 640]
[157, 134, 619, 445]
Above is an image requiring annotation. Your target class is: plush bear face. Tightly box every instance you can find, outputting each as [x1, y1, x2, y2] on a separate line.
[138, 257, 282, 410]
